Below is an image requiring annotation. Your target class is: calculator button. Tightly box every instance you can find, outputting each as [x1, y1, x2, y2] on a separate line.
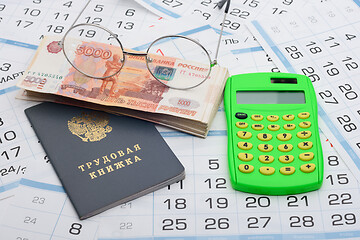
[297, 131, 312, 139]
[280, 166, 295, 175]
[259, 155, 274, 163]
[239, 164, 254, 173]
[299, 152, 314, 161]
[258, 144, 273, 152]
[259, 167, 275, 175]
[300, 163, 316, 173]
[299, 121, 311, 128]
[267, 115, 279, 122]
[282, 114, 295, 121]
[238, 153, 254, 161]
[251, 114, 263, 121]
[236, 122, 248, 129]
[298, 141, 313, 150]
[237, 131, 252, 139]
[238, 142, 253, 150]
[279, 155, 294, 163]
[257, 133, 273, 141]
[284, 123, 296, 130]
[277, 133, 292, 141]
[235, 112, 248, 119]
[298, 112, 310, 119]
[268, 124, 280, 131]
[278, 144, 293, 152]
[252, 124, 264, 130]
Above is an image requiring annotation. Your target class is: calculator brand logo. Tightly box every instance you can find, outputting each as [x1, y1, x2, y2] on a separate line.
[68, 112, 112, 142]
[47, 41, 62, 54]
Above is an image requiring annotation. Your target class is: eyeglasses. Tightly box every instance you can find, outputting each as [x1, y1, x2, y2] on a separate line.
[61, 0, 230, 90]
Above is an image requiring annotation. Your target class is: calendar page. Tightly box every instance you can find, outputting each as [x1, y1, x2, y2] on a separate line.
[247, 0, 360, 182]
[0, 41, 41, 202]
[134, 0, 306, 33]
[0, 0, 162, 46]
[2, 125, 360, 239]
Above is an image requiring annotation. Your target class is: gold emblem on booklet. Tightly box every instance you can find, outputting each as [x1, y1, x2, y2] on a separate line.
[68, 112, 112, 142]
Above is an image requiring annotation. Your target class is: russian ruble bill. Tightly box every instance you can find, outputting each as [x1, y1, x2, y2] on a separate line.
[16, 36, 229, 137]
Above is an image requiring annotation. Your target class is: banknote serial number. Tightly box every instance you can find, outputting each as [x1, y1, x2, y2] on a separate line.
[27, 71, 63, 80]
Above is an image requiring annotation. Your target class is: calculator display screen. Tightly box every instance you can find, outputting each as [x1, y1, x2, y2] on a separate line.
[236, 91, 305, 104]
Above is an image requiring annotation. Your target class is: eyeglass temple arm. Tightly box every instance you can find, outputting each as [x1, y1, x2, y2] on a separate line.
[60, 0, 93, 45]
[212, 0, 231, 67]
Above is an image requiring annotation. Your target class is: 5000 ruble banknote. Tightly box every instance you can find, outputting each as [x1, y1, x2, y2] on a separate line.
[17, 36, 229, 137]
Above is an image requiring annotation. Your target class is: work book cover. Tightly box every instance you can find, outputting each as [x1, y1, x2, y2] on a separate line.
[25, 102, 185, 220]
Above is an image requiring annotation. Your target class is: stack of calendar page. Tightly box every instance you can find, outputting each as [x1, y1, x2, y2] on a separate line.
[1, 0, 360, 239]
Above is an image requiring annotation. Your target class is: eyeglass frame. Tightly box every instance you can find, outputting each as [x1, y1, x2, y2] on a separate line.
[60, 0, 231, 90]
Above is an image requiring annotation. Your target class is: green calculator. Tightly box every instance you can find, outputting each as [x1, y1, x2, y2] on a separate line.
[224, 72, 323, 195]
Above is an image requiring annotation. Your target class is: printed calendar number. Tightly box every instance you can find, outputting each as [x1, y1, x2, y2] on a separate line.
[289, 215, 315, 228]
[287, 196, 309, 208]
[245, 196, 271, 208]
[204, 177, 227, 189]
[69, 222, 82, 235]
[328, 193, 352, 206]
[327, 155, 339, 166]
[338, 84, 358, 101]
[0, 62, 11, 72]
[208, 158, 220, 170]
[284, 45, 303, 59]
[204, 217, 230, 230]
[337, 115, 357, 132]
[1, 146, 21, 161]
[205, 197, 228, 209]
[331, 213, 356, 226]
[242, 0, 260, 8]
[301, 67, 321, 82]
[164, 198, 187, 210]
[0, 165, 26, 176]
[193, 9, 212, 20]
[162, 0, 183, 8]
[162, 218, 187, 231]
[247, 216, 271, 228]
[326, 173, 349, 186]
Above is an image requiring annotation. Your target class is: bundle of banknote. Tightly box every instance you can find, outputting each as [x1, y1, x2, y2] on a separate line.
[16, 36, 229, 137]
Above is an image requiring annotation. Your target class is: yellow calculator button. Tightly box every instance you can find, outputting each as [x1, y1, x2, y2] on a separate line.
[252, 124, 264, 130]
[297, 131, 312, 139]
[278, 144, 293, 152]
[299, 121, 311, 128]
[283, 114, 295, 121]
[251, 114, 263, 121]
[279, 155, 294, 163]
[238, 142, 253, 150]
[284, 123, 296, 130]
[300, 163, 316, 173]
[280, 166, 295, 175]
[239, 164, 254, 173]
[257, 133, 272, 141]
[236, 122, 248, 129]
[259, 155, 274, 163]
[259, 166, 275, 175]
[298, 141, 313, 150]
[298, 112, 310, 119]
[267, 115, 279, 122]
[299, 152, 314, 161]
[238, 153, 253, 161]
[268, 124, 280, 131]
[237, 131, 252, 139]
[277, 133, 292, 141]
[258, 144, 273, 152]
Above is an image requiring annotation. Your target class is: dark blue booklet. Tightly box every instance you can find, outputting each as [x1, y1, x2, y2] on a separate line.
[25, 102, 185, 219]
